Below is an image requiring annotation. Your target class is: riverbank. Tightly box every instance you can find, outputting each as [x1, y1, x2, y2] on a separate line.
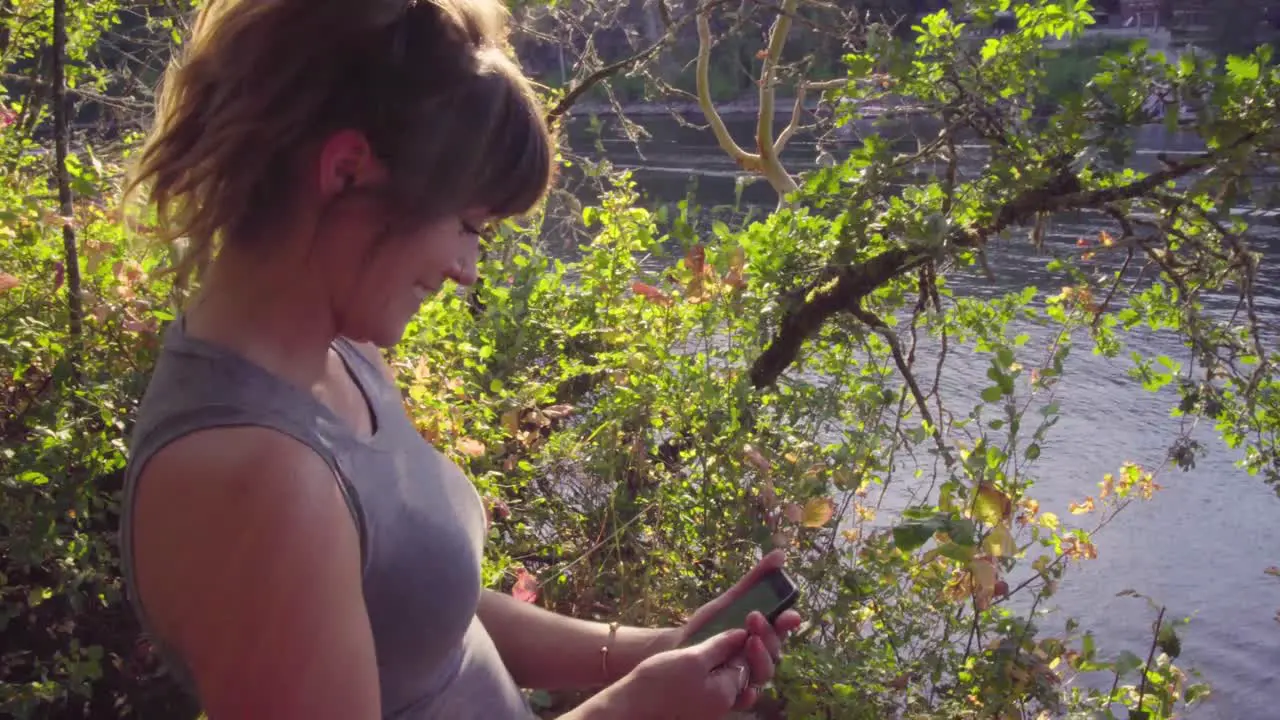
[564, 93, 927, 119]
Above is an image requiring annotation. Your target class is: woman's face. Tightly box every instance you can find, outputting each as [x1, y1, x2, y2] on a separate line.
[308, 131, 489, 347]
[327, 208, 487, 348]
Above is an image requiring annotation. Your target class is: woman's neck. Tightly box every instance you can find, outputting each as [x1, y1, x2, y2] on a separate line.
[184, 243, 337, 387]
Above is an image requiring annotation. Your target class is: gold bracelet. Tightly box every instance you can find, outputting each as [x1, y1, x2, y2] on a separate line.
[599, 621, 621, 683]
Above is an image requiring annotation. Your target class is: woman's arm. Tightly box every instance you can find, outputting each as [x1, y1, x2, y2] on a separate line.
[131, 427, 381, 719]
[477, 590, 676, 690]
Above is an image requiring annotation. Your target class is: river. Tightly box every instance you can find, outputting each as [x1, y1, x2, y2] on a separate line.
[562, 113, 1280, 719]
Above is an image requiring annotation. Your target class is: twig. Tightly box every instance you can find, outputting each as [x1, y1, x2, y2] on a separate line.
[851, 302, 955, 468]
[1136, 606, 1167, 713]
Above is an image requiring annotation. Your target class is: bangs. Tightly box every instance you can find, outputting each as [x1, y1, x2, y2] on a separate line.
[382, 50, 556, 224]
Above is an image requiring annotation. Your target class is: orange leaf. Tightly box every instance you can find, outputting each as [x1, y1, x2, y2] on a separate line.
[542, 404, 575, 420]
[631, 281, 672, 306]
[757, 478, 777, 510]
[801, 497, 835, 528]
[969, 557, 999, 610]
[456, 437, 487, 457]
[1068, 496, 1096, 514]
[0, 272, 18, 295]
[725, 246, 747, 289]
[512, 568, 538, 603]
[685, 245, 706, 277]
[743, 444, 771, 473]
[1099, 230, 1115, 246]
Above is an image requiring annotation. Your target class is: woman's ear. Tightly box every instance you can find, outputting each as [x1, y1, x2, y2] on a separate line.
[317, 129, 384, 197]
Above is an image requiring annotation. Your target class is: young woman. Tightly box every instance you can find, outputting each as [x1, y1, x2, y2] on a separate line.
[119, 1, 801, 718]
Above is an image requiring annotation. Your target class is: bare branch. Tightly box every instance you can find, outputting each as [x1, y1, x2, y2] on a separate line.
[696, 5, 758, 171]
[754, 0, 799, 195]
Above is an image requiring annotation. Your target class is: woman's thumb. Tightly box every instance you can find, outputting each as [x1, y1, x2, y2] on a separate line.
[692, 628, 749, 669]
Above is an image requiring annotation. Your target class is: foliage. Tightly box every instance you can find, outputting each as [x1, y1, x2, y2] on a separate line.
[3, 0, 1278, 718]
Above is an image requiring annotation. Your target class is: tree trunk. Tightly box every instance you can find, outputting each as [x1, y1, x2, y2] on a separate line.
[52, 0, 83, 359]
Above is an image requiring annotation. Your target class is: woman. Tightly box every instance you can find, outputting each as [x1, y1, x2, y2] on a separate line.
[119, 0, 802, 718]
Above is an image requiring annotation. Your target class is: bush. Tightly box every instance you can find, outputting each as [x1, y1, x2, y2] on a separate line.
[4, 1, 1278, 718]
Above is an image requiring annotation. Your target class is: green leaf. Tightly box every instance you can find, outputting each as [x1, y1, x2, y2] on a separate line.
[981, 386, 1005, 403]
[936, 542, 975, 563]
[1157, 624, 1181, 659]
[1226, 55, 1259, 82]
[18, 471, 49, 486]
[1114, 650, 1144, 677]
[1185, 683, 1212, 704]
[1024, 443, 1041, 461]
[892, 512, 949, 552]
[892, 521, 935, 552]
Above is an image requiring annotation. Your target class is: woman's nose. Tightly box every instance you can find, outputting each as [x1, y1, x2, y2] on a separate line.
[447, 257, 479, 287]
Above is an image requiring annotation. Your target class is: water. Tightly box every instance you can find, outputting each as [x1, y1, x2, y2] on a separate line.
[563, 113, 1280, 718]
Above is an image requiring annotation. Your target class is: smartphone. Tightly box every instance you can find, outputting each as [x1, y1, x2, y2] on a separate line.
[679, 568, 800, 648]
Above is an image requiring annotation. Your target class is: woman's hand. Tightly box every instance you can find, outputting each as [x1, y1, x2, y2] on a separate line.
[670, 550, 804, 708]
[580, 629, 753, 720]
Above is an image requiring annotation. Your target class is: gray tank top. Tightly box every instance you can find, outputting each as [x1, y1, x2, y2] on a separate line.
[119, 319, 533, 719]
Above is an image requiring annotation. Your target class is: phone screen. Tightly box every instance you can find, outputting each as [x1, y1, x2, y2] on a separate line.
[680, 571, 795, 647]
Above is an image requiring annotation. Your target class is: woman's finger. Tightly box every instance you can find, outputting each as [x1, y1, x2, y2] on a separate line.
[746, 611, 783, 663]
[744, 634, 775, 686]
[774, 609, 803, 636]
[733, 684, 761, 711]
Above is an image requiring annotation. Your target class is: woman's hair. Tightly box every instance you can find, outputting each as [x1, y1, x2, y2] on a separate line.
[126, 0, 555, 285]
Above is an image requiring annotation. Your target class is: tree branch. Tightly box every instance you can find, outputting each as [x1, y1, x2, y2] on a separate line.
[749, 246, 929, 387]
[748, 132, 1272, 389]
[754, 0, 800, 195]
[544, 32, 670, 124]
[696, 5, 758, 171]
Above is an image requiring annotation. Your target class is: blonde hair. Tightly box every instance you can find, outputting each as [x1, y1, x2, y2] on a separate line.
[126, 0, 555, 286]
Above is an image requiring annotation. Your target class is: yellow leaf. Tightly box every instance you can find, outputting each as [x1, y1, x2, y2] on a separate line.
[456, 438, 486, 457]
[982, 523, 1016, 557]
[1039, 512, 1060, 531]
[501, 409, 521, 436]
[969, 557, 999, 610]
[1099, 474, 1115, 499]
[974, 484, 1011, 525]
[801, 497, 835, 528]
